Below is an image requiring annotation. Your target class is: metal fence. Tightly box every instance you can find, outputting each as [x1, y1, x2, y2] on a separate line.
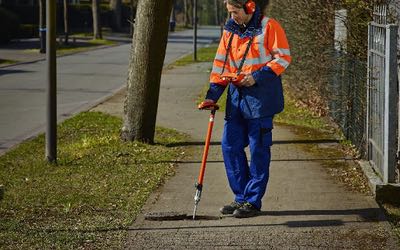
[367, 4, 398, 183]
[328, 9, 368, 157]
[329, 4, 399, 184]
[328, 52, 368, 155]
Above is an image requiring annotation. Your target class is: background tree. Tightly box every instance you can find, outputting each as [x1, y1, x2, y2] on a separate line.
[92, 0, 102, 39]
[122, 0, 174, 143]
[183, 0, 192, 27]
[110, 0, 122, 32]
[63, 0, 69, 44]
[214, 0, 220, 25]
[170, 0, 176, 31]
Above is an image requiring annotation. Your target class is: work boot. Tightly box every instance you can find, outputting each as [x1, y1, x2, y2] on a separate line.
[232, 202, 260, 218]
[220, 201, 243, 215]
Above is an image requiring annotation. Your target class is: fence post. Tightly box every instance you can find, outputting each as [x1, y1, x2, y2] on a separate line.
[332, 9, 348, 131]
[46, 0, 57, 163]
[385, 24, 398, 183]
[366, 23, 372, 160]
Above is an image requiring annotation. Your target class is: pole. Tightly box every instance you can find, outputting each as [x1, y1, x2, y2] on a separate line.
[46, 0, 57, 163]
[39, 0, 46, 53]
[193, 0, 197, 61]
[385, 24, 398, 183]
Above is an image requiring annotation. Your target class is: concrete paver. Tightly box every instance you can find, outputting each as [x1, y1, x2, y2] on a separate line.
[92, 62, 400, 249]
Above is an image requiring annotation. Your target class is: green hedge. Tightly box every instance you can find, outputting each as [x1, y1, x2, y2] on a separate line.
[269, 0, 376, 113]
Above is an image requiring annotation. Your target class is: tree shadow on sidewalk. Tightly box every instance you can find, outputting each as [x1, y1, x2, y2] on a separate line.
[0, 69, 33, 76]
[165, 139, 341, 147]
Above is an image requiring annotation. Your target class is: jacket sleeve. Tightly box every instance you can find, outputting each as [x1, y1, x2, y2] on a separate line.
[205, 30, 231, 102]
[209, 30, 233, 85]
[253, 18, 291, 81]
[265, 19, 291, 76]
[205, 83, 226, 102]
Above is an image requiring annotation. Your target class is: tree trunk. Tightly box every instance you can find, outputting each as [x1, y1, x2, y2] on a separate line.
[184, 0, 192, 27]
[214, 0, 219, 25]
[122, 0, 174, 143]
[169, 1, 176, 32]
[92, 0, 102, 39]
[110, 0, 122, 32]
[183, 0, 187, 25]
[63, 0, 69, 44]
[39, 0, 46, 53]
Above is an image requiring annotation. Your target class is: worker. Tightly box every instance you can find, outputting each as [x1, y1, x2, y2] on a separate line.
[198, 0, 291, 218]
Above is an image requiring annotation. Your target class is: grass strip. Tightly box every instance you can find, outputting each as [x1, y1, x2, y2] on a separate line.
[274, 87, 334, 131]
[55, 39, 117, 55]
[0, 112, 187, 249]
[24, 39, 117, 55]
[0, 59, 18, 65]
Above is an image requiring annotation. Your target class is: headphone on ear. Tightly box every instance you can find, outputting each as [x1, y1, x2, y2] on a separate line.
[243, 0, 256, 14]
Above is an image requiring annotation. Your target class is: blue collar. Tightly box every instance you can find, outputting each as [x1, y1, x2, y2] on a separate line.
[224, 7, 263, 38]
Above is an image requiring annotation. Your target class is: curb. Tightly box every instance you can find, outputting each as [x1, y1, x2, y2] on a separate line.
[359, 160, 384, 194]
[359, 160, 400, 205]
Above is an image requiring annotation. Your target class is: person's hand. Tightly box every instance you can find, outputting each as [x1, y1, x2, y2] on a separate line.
[239, 74, 255, 87]
[198, 99, 219, 110]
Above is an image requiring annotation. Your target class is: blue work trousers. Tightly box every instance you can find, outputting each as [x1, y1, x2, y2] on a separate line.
[221, 115, 273, 210]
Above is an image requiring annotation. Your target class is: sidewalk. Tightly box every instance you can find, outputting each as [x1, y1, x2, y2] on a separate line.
[92, 62, 400, 249]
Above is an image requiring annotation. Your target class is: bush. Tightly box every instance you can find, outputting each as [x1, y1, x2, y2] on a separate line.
[0, 7, 20, 44]
[269, 0, 376, 113]
[18, 24, 39, 39]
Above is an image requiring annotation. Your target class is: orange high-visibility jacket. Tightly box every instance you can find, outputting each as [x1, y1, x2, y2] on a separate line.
[210, 16, 291, 85]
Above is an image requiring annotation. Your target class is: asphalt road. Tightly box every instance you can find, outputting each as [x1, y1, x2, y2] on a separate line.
[0, 26, 221, 155]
